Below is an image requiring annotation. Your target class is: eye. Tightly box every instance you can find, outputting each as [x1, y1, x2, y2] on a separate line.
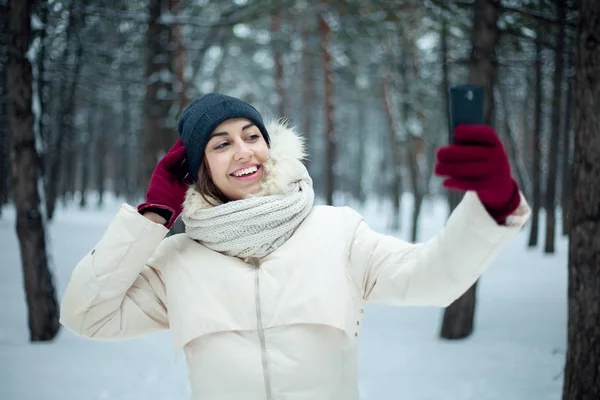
[247, 134, 261, 141]
[214, 141, 230, 150]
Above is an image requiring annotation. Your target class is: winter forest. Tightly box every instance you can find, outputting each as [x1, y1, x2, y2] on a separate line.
[2, 0, 599, 399]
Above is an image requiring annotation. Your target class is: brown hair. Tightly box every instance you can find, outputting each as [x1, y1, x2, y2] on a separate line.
[195, 158, 230, 206]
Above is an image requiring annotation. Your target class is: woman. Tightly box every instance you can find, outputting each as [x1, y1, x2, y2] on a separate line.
[60, 93, 530, 399]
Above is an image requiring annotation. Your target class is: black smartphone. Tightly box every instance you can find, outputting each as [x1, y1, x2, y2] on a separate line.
[449, 85, 484, 142]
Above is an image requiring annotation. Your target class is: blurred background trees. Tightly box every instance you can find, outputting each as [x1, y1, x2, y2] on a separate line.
[8, 1, 600, 395]
[2, 0, 588, 376]
[2, 0, 580, 246]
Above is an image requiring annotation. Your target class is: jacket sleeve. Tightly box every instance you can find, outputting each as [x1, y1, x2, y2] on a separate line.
[347, 192, 530, 307]
[60, 204, 171, 340]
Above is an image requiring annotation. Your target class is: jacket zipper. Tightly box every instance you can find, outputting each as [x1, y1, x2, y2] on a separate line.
[250, 257, 272, 399]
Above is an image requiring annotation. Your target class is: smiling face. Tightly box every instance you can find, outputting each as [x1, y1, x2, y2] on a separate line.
[202, 118, 269, 201]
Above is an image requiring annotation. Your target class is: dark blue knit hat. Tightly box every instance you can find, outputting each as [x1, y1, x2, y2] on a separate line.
[177, 93, 270, 181]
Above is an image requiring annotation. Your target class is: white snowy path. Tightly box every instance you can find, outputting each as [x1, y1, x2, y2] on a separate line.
[0, 195, 567, 399]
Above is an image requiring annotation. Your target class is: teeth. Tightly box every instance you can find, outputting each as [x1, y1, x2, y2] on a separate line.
[233, 166, 258, 177]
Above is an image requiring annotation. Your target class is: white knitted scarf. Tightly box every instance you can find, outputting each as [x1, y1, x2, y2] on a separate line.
[181, 120, 315, 259]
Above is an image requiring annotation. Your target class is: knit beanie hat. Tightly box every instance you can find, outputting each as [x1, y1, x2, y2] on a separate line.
[177, 93, 270, 181]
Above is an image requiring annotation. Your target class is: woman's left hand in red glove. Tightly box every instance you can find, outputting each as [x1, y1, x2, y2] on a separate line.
[434, 124, 521, 224]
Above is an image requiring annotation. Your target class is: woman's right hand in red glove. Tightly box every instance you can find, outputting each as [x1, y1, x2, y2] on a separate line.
[434, 124, 521, 224]
[138, 139, 190, 228]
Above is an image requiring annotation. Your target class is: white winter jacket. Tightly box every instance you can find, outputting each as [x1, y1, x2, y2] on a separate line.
[60, 194, 529, 400]
[60, 122, 530, 400]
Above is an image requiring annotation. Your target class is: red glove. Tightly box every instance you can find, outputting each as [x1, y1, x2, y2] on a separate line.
[138, 139, 190, 228]
[434, 124, 521, 223]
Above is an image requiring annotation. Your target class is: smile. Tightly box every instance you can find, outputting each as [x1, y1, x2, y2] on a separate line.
[230, 165, 261, 180]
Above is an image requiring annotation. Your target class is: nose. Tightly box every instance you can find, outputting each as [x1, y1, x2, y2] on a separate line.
[233, 140, 253, 161]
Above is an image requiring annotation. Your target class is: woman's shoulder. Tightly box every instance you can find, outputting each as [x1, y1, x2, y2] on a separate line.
[310, 204, 363, 218]
[304, 205, 364, 230]
[148, 233, 197, 268]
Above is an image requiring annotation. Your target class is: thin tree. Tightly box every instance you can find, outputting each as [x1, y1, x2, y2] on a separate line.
[170, 0, 188, 114]
[301, 11, 315, 171]
[496, 82, 530, 196]
[44, 0, 85, 219]
[400, 52, 425, 241]
[544, 0, 566, 254]
[34, 0, 49, 172]
[59, 10, 85, 207]
[528, 23, 544, 248]
[272, 8, 286, 118]
[94, 104, 109, 207]
[114, 82, 131, 201]
[319, 3, 335, 205]
[381, 62, 402, 231]
[0, 0, 10, 216]
[6, 0, 59, 341]
[440, 2, 461, 212]
[78, 107, 95, 208]
[560, 36, 575, 236]
[440, 0, 501, 340]
[562, 0, 600, 396]
[141, 0, 177, 190]
[353, 86, 366, 204]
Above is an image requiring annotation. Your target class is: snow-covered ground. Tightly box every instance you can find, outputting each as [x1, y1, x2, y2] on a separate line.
[0, 194, 567, 400]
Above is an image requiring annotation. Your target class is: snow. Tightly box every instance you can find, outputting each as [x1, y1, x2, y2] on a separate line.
[0, 194, 567, 400]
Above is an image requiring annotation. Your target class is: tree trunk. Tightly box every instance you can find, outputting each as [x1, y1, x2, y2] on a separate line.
[0, 108, 8, 211]
[6, 0, 59, 341]
[95, 109, 108, 207]
[141, 0, 177, 191]
[528, 27, 544, 248]
[0, 1, 9, 214]
[496, 83, 530, 197]
[381, 69, 402, 232]
[44, 1, 73, 216]
[544, 0, 566, 254]
[116, 85, 131, 200]
[521, 69, 533, 200]
[408, 137, 423, 242]
[79, 141, 90, 208]
[79, 108, 96, 208]
[35, 0, 49, 163]
[396, 41, 423, 241]
[272, 9, 286, 119]
[301, 13, 314, 171]
[561, 42, 575, 236]
[522, 69, 532, 180]
[441, 4, 461, 211]
[353, 86, 366, 204]
[61, 146, 77, 205]
[125, 93, 139, 204]
[319, 6, 335, 205]
[440, 283, 478, 339]
[562, 0, 600, 396]
[45, 0, 84, 219]
[169, 0, 188, 114]
[440, 0, 501, 341]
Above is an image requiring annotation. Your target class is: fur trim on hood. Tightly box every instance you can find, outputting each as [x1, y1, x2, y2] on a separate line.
[182, 119, 311, 213]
